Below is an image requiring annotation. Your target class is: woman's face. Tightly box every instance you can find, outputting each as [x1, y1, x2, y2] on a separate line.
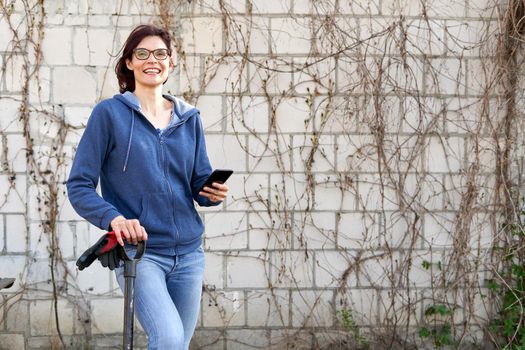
[126, 35, 173, 90]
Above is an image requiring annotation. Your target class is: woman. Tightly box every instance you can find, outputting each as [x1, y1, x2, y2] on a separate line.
[67, 24, 229, 349]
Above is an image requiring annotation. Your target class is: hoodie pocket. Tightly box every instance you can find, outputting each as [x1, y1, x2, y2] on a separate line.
[138, 192, 175, 235]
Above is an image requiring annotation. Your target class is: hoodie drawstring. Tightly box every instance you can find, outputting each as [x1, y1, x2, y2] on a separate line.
[123, 109, 135, 172]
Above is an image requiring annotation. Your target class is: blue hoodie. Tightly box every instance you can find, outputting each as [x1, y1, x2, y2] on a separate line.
[67, 92, 219, 255]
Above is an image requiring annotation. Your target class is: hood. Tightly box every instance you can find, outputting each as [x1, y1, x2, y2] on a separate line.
[115, 91, 198, 122]
[112, 92, 199, 172]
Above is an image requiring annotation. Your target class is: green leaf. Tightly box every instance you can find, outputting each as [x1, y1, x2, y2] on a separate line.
[419, 327, 430, 338]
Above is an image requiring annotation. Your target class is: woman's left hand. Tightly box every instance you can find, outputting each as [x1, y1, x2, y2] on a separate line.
[199, 182, 229, 203]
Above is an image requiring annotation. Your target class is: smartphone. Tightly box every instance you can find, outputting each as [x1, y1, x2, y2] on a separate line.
[200, 169, 233, 192]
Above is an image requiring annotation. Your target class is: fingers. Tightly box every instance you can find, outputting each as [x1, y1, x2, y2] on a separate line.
[111, 217, 148, 245]
[199, 182, 229, 202]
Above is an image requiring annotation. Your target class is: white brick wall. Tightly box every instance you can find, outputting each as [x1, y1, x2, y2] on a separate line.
[0, 0, 512, 349]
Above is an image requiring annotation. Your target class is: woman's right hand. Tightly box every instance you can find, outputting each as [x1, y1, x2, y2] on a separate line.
[110, 215, 148, 246]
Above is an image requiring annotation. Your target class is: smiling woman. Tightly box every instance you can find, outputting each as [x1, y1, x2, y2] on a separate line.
[66, 24, 230, 350]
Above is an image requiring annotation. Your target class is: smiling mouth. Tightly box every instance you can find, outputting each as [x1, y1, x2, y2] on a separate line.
[143, 68, 161, 75]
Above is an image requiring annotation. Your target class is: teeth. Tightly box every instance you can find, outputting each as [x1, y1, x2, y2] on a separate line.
[144, 69, 160, 74]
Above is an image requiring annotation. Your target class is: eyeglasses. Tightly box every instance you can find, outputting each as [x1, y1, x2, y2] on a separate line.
[133, 48, 170, 60]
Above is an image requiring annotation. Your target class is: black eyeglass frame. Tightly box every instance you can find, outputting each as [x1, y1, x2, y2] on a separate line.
[132, 48, 171, 60]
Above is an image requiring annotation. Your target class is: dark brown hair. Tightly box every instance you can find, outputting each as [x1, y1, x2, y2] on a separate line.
[115, 24, 172, 93]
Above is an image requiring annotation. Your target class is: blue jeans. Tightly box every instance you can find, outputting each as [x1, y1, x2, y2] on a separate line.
[115, 246, 205, 350]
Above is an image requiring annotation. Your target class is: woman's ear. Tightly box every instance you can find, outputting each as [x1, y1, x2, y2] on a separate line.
[169, 57, 176, 73]
[125, 58, 132, 71]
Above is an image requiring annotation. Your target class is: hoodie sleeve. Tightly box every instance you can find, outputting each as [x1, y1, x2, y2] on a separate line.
[191, 113, 221, 207]
[67, 102, 122, 230]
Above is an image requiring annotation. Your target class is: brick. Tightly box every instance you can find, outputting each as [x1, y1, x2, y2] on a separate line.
[5, 299, 28, 332]
[64, 106, 91, 128]
[0, 99, 23, 134]
[469, 213, 493, 248]
[382, 0, 428, 16]
[405, 19, 445, 56]
[337, 57, 365, 95]
[203, 212, 248, 250]
[203, 57, 247, 94]
[339, 0, 380, 15]
[57, 222, 75, 259]
[0, 215, 4, 251]
[180, 17, 223, 54]
[200, 0, 246, 13]
[53, 67, 97, 104]
[226, 251, 269, 288]
[443, 97, 483, 134]
[315, 250, 357, 287]
[426, 58, 466, 95]
[423, 212, 455, 247]
[196, 95, 223, 132]
[271, 17, 311, 55]
[430, 0, 467, 17]
[336, 134, 376, 172]
[248, 211, 292, 250]
[250, 0, 291, 13]
[28, 223, 50, 259]
[226, 16, 269, 54]
[246, 290, 289, 326]
[63, 14, 86, 26]
[88, 14, 111, 26]
[75, 264, 113, 295]
[364, 251, 403, 288]
[86, 0, 119, 14]
[337, 212, 379, 249]
[445, 20, 486, 57]
[28, 66, 51, 104]
[378, 289, 421, 326]
[42, 27, 72, 65]
[205, 134, 247, 171]
[178, 55, 201, 96]
[425, 136, 464, 173]
[294, 57, 336, 95]
[0, 174, 26, 212]
[270, 330, 313, 349]
[382, 211, 422, 249]
[269, 173, 310, 211]
[227, 173, 269, 211]
[292, 134, 335, 173]
[291, 290, 334, 327]
[294, 211, 336, 249]
[270, 250, 313, 288]
[5, 214, 26, 253]
[337, 289, 378, 326]
[248, 60, 293, 95]
[5, 134, 26, 173]
[226, 329, 271, 349]
[247, 133, 292, 172]
[226, 96, 269, 134]
[295, 0, 337, 15]
[204, 251, 224, 289]
[30, 299, 74, 336]
[91, 298, 123, 334]
[191, 330, 225, 349]
[77, 28, 118, 66]
[4, 54, 25, 93]
[467, 0, 495, 17]
[274, 97, 312, 133]
[202, 290, 245, 327]
[313, 175, 355, 211]
[0, 334, 24, 349]
[357, 174, 400, 211]
[466, 58, 492, 96]
[97, 68, 120, 101]
[357, 16, 391, 55]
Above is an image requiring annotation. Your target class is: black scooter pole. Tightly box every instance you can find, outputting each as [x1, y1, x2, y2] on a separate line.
[119, 242, 145, 350]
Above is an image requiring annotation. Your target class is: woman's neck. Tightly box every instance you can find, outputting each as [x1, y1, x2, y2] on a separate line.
[133, 85, 166, 115]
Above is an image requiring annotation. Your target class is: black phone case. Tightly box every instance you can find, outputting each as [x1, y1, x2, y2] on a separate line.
[201, 169, 233, 190]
